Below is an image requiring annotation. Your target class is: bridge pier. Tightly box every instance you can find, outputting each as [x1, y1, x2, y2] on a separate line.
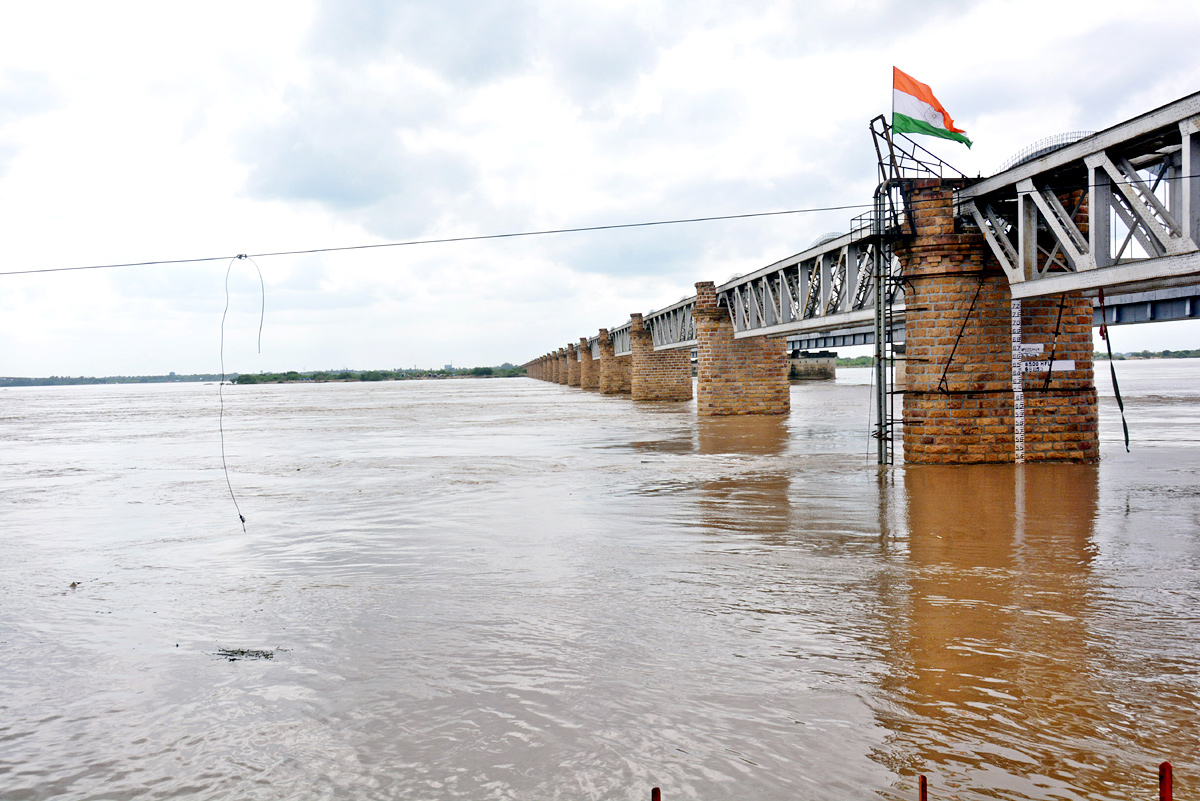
[694, 281, 789, 416]
[579, 338, 598, 390]
[630, 313, 693, 401]
[556, 347, 568, 385]
[597, 328, 631, 394]
[899, 180, 1098, 464]
[566, 343, 581, 387]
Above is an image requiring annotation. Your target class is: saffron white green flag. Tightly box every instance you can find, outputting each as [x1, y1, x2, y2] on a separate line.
[892, 67, 971, 147]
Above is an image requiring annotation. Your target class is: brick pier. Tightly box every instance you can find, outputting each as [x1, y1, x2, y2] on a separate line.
[556, 348, 568, 385]
[579, 338, 598, 390]
[566, 343, 581, 387]
[694, 281, 789, 416]
[899, 180, 1097, 463]
[597, 329, 630, 394]
[630, 313, 693, 402]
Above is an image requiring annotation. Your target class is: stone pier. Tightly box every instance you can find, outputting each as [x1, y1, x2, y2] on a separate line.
[566, 343, 580, 387]
[694, 281, 789, 415]
[597, 329, 631, 394]
[556, 348, 568, 385]
[630, 313, 692, 401]
[788, 350, 836, 380]
[579, 338, 598, 390]
[899, 180, 1097, 463]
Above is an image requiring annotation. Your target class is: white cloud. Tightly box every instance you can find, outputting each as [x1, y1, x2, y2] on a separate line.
[1, 0, 1199, 375]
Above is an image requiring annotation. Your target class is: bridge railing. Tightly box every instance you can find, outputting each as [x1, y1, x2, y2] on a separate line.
[636, 223, 908, 350]
[713, 227, 903, 340]
[644, 297, 696, 351]
[610, 321, 632, 356]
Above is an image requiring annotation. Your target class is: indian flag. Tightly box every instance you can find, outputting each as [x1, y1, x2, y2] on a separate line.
[892, 67, 972, 147]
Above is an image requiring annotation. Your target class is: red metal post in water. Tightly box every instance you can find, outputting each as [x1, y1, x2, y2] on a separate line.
[651, 787, 661, 801]
[918, 774, 927, 801]
[1160, 762, 1173, 801]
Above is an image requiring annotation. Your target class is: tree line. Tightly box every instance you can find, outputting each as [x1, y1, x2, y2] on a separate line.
[233, 365, 526, 384]
[1, 365, 527, 388]
[0, 373, 224, 387]
[1095, 349, 1200, 360]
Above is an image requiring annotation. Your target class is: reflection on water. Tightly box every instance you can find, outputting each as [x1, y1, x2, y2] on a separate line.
[697, 415, 791, 537]
[1, 363, 1198, 800]
[882, 465, 1105, 799]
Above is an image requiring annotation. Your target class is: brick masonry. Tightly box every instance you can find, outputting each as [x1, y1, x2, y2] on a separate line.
[613, 355, 632, 393]
[597, 329, 618, 394]
[899, 180, 1098, 464]
[566, 343, 581, 387]
[557, 348, 568, 385]
[694, 281, 790, 416]
[594, 329, 632, 394]
[579, 337, 599, 390]
[630, 313, 693, 401]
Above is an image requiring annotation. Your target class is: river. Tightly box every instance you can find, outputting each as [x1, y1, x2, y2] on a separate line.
[2, 361, 1198, 800]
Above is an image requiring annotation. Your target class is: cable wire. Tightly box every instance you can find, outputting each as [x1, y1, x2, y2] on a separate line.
[218, 254, 266, 532]
[0, 202, 873, 277]
[1, 167, 1195, 278]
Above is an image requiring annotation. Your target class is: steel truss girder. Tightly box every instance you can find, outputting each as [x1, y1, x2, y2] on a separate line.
[711, 235, 887, 340]
[609, 323, 632, 357]
[958, 92, 1200, 297]
[645, 301, 697, 351]
[634, 229, 899, 348]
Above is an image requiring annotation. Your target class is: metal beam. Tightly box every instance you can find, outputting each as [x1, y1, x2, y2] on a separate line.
[960, 92, 1200, 200]
[1009, 251, 1200, 298]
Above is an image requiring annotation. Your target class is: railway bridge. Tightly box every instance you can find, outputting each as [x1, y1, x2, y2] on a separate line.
[525, 91, 1200, 465]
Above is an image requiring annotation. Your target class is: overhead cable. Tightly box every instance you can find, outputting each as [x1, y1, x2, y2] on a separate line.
[0, 202, 873, 277]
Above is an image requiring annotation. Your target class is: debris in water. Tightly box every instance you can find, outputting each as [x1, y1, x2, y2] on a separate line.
[216, 648, 275, 662]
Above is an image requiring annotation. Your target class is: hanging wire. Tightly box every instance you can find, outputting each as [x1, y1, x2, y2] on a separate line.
[0, 202, 873, 277]
[866, 356, 878, 464]
[1040, 293, 1069, 391]
[0, 168, 1196, 279]
[936, 274, 987, 394]
[219, 254, 266, 532]
[1097, 288, 1131, 452]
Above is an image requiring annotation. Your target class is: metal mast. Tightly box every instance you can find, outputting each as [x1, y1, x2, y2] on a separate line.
[865, 115, 965, 465]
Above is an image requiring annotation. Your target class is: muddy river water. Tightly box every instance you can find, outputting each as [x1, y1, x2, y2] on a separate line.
[2, 362, 1198, 799]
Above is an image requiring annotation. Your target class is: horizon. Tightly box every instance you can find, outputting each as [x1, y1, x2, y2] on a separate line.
[2, 1, 1199, 375]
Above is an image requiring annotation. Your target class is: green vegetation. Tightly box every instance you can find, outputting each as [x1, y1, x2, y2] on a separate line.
[233, 364, 526, 384]
[1094, 349, 1200, 360]
[2, 364, 528, 388]
[835, 356, 874, 367]
[0, 373, 224, 387]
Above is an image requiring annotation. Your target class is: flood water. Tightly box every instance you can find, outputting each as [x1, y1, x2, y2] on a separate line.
[2, 362, 1198, 800]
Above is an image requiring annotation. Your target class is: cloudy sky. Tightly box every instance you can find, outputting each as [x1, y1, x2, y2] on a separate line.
[2, 0, 1199, 376]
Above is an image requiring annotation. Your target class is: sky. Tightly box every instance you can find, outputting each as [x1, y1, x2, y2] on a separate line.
[2, 0, 1199, 376]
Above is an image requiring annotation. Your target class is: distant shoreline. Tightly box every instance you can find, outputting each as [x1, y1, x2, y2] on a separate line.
[0, 365, 526, 388]
[833, 351, 1200, 367]
[4, 353, 1196, 388]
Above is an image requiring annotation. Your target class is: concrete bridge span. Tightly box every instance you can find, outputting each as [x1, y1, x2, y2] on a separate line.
[525, 91, 1200, 465]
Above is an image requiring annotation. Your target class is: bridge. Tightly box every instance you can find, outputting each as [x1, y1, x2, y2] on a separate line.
[526, 90, 1200, 466]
